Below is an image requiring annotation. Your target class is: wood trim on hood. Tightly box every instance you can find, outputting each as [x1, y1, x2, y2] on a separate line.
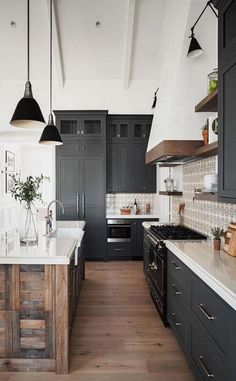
[145, 140, 203, 164]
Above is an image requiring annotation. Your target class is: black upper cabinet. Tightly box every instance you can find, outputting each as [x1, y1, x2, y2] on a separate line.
[55, 110, 107, 155]
[107, 115, 156, 193]
[215, 0, 236, 202]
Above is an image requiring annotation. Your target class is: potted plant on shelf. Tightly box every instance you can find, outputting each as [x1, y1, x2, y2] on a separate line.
[10, 174, 49, 245]
[211, 227, 224, 251]
[202, 122, 208, 146]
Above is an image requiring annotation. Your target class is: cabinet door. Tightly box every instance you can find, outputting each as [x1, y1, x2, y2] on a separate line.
[56, 156, 81, 220]
[107, 119, 129, 141]
[82, 157, 106, 260]
[132, 120, 152, 141]
[218, 0, 236, 66]
[218, 56, 236, 202]
[56, 116, 79, 138]
[107, 143, 120, 192]
[133, 143, 146, 192]
[80, 116, 105, 138]
[119, 144, 130, 192]
[131, 220, 143, 258]
[146, 163, 157, 192]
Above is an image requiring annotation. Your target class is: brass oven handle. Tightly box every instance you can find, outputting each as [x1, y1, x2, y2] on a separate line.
[198, 304, 215, 320]
[198, 356, 214, 378]
[171, 261, 181, 270]
[171, 312, 181, 326]
[172, 283, 181, 295]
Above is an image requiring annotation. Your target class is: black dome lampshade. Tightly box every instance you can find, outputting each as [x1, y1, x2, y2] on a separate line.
[10, 81, 45, 128]
[187, 32, 203, 58]
[39, 114, 62, 146]
[10, 0, 45, 128]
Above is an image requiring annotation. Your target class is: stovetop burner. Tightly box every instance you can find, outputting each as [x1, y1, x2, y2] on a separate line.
[150, 224, 207, 241]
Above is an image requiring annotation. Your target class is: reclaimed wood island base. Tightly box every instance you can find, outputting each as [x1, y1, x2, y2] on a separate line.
[0, 231, 85, 374]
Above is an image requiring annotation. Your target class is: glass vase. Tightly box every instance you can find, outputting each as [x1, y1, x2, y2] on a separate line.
[20, 203, 38, 245]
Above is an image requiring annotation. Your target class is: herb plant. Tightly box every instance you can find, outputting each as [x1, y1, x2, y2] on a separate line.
[10, 174, 49, 207]
[211, 227, 224, 240]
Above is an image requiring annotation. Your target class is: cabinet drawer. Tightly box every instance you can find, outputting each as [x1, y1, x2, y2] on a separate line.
[190, 319, 229, 381]
[167, 299, 187, 350]
[191, 273, 233, 359]
[167, 250, 188, 287]
[57, 141, 80, 154]
[167, 272, 187, 310]
[107, 242, 131, 259]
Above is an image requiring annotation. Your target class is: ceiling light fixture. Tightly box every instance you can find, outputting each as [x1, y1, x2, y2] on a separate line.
[151, 88, 159, 109]
[39, 0, 62, 145]
[187, 0, 218, 58]
[10, 0, 45, 128]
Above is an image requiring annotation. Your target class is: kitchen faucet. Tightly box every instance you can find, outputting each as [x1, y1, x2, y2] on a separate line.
[45, 200, 64, 235]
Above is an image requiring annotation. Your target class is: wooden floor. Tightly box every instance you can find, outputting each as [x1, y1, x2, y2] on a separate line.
[2, 261, 195, 381]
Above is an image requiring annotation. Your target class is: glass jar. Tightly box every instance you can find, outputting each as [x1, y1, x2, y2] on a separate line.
[20, 203, 38, 245]
[164, 175, 174, 192]
[208, 68, 218, 94]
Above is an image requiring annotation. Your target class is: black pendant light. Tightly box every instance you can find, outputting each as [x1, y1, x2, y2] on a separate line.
[39, 0, 62, 145]
[151, 88, 159, 109]
[187, 1, 218, 58]
[10, 0, 45, 128]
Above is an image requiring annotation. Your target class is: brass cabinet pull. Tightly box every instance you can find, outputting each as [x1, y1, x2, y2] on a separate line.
[198, 355, 214, 378]
[198, 304, 215, 320]
[172, 283, 181, 295]
[171, 261, 181, 270]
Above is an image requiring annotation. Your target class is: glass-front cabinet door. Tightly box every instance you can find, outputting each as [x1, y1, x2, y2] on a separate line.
[80, 117, 103, 137]
[133, 121, 151, 140]
[107, 120, 129, 140]
[57, 117, 79, 137]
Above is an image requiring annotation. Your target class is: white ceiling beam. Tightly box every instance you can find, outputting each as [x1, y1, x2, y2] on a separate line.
[46, 0, 65, 88]
[123, 0, 136, 89]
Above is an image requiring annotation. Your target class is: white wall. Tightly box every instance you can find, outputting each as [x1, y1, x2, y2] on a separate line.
[148, 0, 217, 150]
[0, 79, 156, 132]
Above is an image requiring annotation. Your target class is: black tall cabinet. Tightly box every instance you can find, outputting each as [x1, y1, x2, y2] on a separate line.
[55, 110, 107, 260]
[214, 0, 236, 202]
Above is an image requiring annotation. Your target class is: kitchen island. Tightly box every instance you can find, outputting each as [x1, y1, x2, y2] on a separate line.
[0, 223, 85, 374]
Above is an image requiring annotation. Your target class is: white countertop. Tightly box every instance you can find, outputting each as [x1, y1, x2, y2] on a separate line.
[0, 222, 85, 265]
[166, 240, 236, 310]
[106, 214, 159, 220]
[56, 220, 86, 230]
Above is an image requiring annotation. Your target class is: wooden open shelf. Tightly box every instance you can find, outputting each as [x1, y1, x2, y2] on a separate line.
[194, 141, 218, 158]
[194, 193, 218, 202]
[159, 191, 183, 196]
[195, 90, 218, 112]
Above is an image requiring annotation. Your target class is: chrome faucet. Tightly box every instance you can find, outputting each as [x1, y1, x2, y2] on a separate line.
[45, 200, 64, 235]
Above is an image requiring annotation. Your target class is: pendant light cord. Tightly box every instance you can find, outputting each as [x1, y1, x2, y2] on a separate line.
[27, 0, 30, 82]
[50, 0, 53, 115]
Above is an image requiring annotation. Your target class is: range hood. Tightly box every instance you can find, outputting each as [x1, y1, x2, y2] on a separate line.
[145, 140, 204, 164]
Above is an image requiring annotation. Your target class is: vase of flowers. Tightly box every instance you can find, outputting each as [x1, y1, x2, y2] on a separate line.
[10, 174, 48, 245]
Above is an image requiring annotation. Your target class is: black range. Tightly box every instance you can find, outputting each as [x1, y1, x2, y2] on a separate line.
[143, 224, 207, 326]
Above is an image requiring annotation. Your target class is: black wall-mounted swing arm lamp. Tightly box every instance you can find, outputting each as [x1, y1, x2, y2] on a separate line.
[187, 1, 218, 58]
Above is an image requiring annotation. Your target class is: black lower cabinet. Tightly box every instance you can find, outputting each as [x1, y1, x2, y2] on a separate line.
[167, 250, 236, 381]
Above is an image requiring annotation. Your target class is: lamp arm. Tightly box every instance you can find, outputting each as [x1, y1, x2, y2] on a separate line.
[191, 1, 218, 34]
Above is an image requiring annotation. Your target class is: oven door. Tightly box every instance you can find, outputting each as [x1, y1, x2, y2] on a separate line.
[107, 224, 131, 242]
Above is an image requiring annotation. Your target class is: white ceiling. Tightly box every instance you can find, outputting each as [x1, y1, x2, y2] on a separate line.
[0, 0, 165, 82]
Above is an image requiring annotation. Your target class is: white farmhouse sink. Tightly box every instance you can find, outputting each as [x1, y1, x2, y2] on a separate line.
[49, 227, 81, 240]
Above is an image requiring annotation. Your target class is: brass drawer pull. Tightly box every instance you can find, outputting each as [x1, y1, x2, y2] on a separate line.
[198, 304, 215, 320]
[172, 283, 181, 295]
[171, 312, 181, 326]
[171, 261, 181, 270]
[198, 355, 214, 378]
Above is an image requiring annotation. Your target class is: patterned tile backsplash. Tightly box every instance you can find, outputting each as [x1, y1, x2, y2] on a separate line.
[171, 156, 236, 236]
[106, 193, 158, 215]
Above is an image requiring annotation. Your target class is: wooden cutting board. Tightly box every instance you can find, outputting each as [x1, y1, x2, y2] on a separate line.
[224, 223, 236, 256]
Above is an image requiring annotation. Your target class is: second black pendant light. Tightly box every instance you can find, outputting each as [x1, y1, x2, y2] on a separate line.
[10, 0, 45, 128]
[39, 0, 62, 145]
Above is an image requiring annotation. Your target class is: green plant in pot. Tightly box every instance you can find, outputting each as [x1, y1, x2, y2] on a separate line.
[10, 174, 49, 245]
[211, 227, 224, 251]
